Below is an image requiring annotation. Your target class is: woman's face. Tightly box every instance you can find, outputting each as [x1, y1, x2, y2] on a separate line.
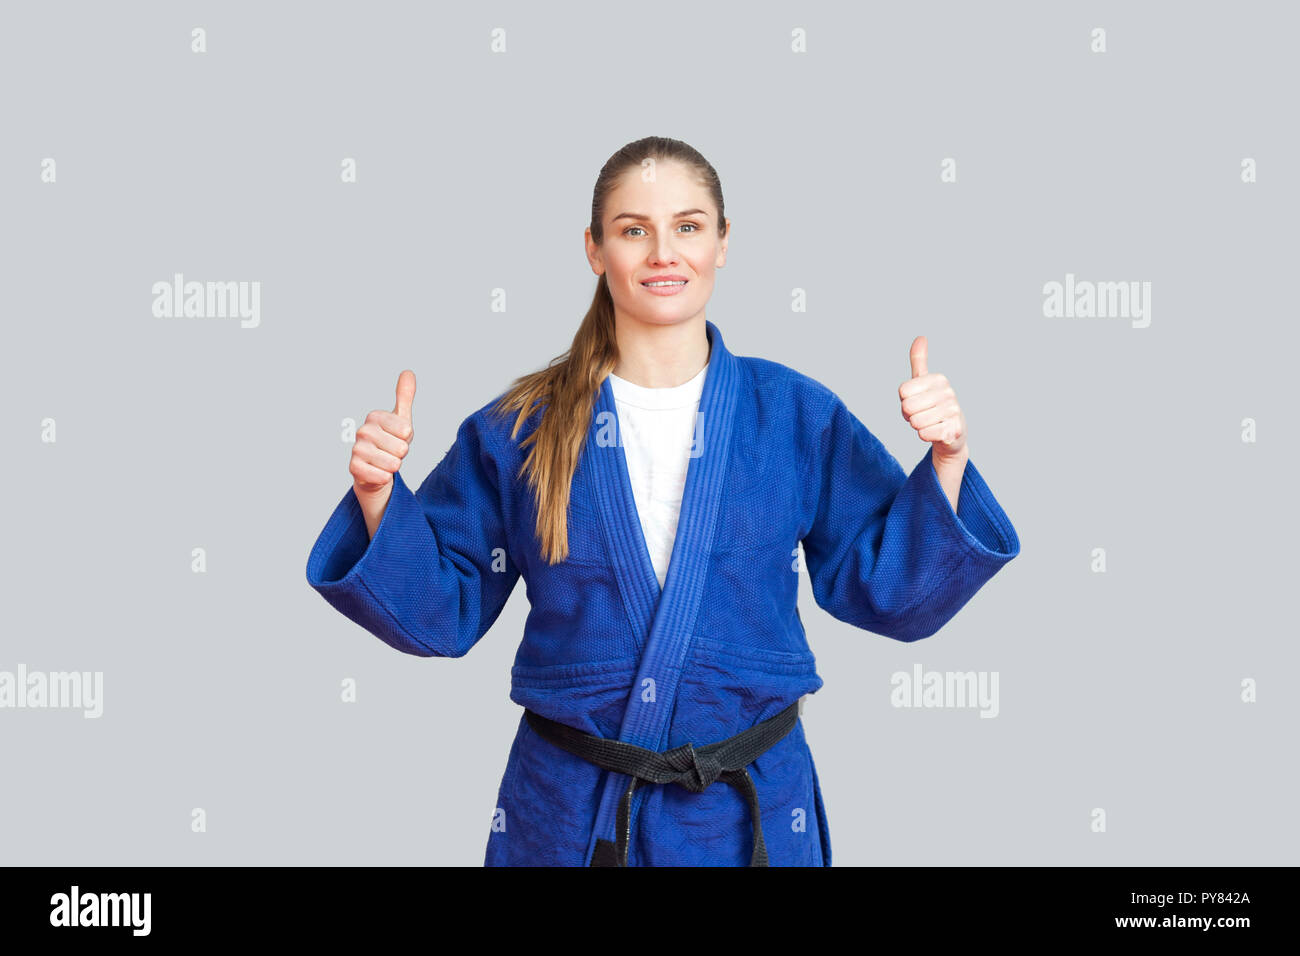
[586, 159, 729, 331]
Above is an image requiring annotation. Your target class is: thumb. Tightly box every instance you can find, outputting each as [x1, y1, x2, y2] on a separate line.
[909, 336, 928, 379]
[393, 369, 416, 421]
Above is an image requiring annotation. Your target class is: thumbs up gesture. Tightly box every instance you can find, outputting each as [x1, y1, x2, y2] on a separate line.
[351, 370, 417, 516]
[899, 336, 967, 462]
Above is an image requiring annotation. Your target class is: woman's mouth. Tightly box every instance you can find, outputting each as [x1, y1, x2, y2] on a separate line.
[641, 279, 688, 296]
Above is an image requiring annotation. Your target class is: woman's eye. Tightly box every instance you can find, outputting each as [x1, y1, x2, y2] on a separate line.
[623, 223, 700, 237]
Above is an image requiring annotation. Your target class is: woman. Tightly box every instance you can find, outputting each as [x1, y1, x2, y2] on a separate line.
[305, 136, 1020, 866]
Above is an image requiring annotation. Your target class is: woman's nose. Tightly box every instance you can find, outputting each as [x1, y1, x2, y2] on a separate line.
[650, 239, 679, 264]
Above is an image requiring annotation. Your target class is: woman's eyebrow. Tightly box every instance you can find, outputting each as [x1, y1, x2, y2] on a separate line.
[611, 209, 710, 223]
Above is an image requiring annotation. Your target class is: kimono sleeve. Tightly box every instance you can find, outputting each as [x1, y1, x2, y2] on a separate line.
[304, 411, 521, 658]
[799, 394, 1019, 642]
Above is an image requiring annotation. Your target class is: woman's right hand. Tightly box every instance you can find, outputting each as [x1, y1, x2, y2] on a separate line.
[351, 370, 416, 534]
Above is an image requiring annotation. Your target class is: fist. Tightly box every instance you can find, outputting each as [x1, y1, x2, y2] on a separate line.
[899, 336, 967, 460]
[351, 370, 416, 498]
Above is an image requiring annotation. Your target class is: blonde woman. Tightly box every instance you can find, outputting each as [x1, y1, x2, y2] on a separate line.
[306, 136, 1020, 866]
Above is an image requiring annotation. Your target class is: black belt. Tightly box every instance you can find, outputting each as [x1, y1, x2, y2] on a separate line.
[524, 700, 801, 867]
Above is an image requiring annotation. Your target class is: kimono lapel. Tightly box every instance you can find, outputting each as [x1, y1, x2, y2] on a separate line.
[583, 319, 740, 864]
[587, 373, 662, 644]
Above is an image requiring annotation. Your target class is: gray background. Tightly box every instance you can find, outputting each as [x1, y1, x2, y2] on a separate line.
[2, 1, 1295, 866]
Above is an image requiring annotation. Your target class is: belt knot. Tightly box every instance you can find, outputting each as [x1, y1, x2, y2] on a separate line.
[663, 742, 723, 792]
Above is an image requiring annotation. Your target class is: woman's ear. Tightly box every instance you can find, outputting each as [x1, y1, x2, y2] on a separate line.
[584, 226, 605, 276]
[716, 218, 731, 268]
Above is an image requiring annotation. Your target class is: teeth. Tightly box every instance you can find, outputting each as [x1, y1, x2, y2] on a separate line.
[643, 281, 686, 287]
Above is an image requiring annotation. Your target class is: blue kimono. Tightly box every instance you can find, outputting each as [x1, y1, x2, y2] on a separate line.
[305, 320, 1020, 866]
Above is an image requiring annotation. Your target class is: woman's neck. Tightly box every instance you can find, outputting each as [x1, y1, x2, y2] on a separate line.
[610, 316, 711, 387]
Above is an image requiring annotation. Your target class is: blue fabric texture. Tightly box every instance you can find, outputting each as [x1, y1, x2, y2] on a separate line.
[306, 321, 1020, 866]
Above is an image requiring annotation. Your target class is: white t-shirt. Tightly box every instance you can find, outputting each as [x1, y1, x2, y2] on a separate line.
[606, 361, 709, 589]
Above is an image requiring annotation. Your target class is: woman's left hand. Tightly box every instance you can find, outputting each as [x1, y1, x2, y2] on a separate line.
[899, 335, 968, 462]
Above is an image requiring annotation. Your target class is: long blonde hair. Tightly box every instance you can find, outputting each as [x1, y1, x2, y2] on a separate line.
[489, 136, 727, 564]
